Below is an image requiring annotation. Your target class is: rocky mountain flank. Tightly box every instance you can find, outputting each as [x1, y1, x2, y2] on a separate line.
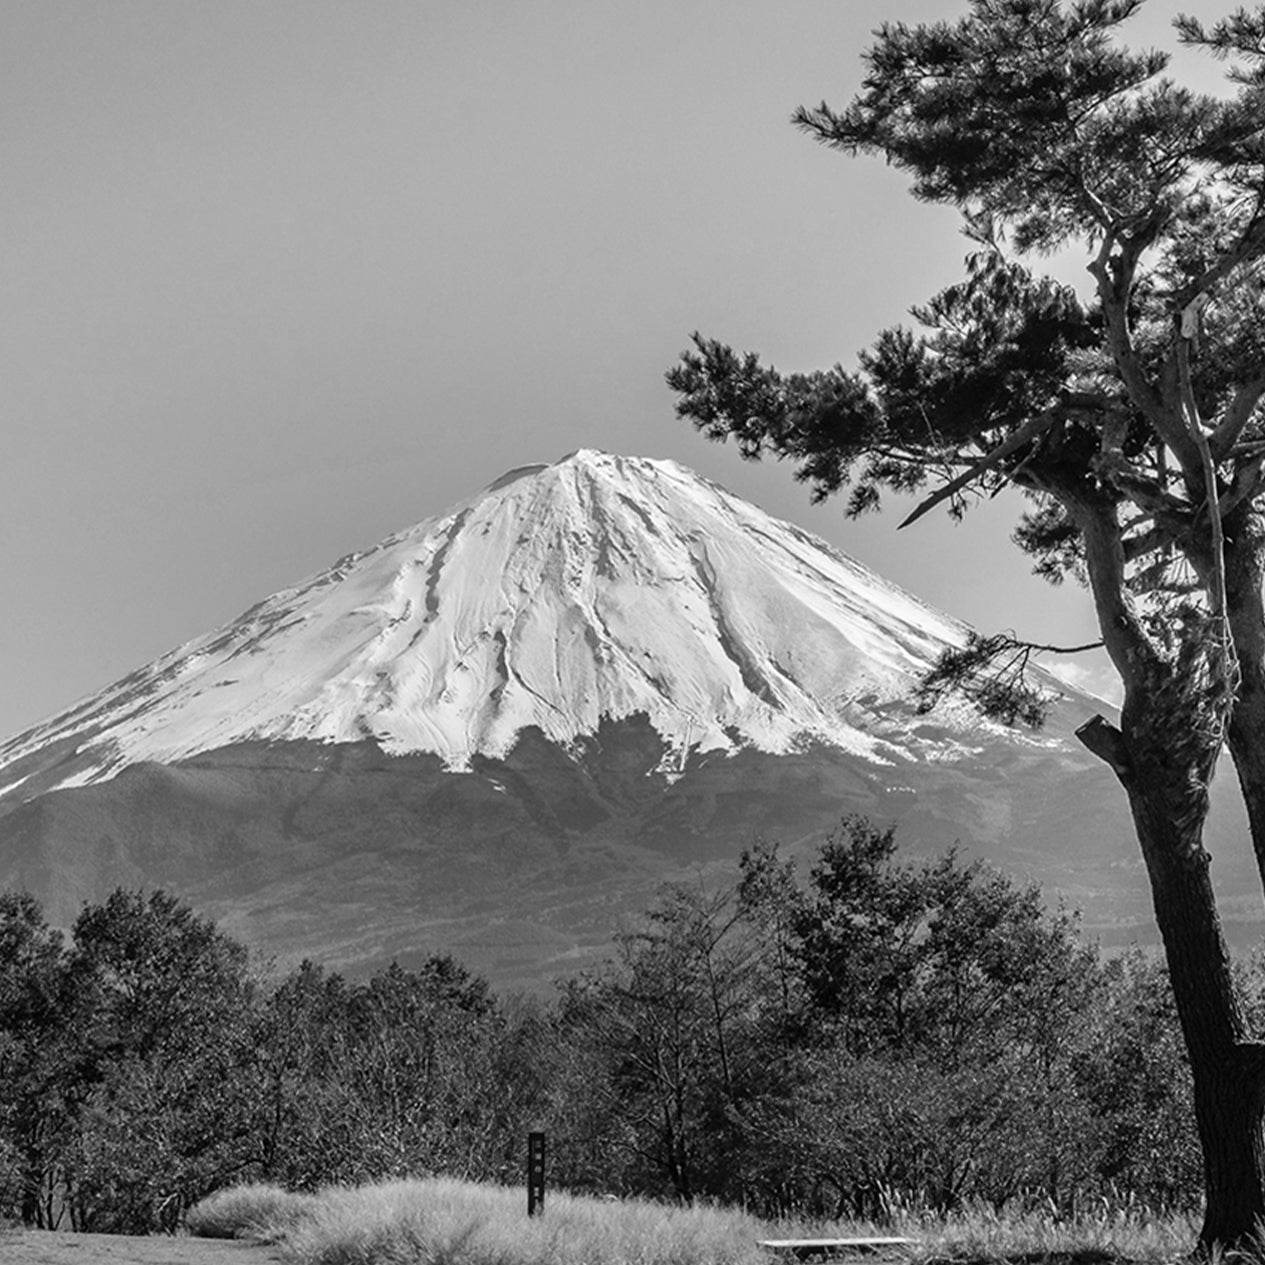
[0, 451, 1254, 987]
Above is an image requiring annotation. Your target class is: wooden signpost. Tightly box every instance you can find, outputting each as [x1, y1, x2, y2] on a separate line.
[527, 1130, 546, 1217]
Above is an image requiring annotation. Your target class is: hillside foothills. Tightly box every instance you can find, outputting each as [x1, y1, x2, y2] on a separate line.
[0, 452, 1254, 986]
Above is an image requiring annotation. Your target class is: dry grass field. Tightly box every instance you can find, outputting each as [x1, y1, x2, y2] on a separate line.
[184, 1178, 1207, 1265]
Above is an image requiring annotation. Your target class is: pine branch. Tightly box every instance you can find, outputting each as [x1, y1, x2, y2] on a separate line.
[915, 631, 1103, 730]
[897, 412, 1062, 530]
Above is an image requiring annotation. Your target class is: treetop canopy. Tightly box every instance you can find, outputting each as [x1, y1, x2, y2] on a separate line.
[669, 0, 1265, 628]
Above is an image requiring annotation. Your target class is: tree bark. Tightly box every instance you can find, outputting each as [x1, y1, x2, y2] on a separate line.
[1194, 1048, 1265, 1249]
[1087, 694, 1265, 1249]
[1224, 518, 1265, 891]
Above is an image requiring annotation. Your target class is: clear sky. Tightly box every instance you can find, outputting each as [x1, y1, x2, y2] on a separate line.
[0, 0, 1226, 738]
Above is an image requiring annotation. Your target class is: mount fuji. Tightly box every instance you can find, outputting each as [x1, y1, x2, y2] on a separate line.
[0, 451, 1253, 985]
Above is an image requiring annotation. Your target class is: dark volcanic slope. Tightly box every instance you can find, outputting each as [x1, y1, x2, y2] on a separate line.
[1, 714, 1253, 989]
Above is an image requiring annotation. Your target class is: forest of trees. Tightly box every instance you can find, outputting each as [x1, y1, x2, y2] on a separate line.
[1, 818, 1252, 1235]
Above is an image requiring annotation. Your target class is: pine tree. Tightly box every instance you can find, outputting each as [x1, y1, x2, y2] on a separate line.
[667, 0, 1265, 1247]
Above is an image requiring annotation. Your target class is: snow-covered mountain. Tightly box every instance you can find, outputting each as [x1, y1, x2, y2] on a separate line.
[0, 450, 1054, 800]
[0, 450, 1252, 985]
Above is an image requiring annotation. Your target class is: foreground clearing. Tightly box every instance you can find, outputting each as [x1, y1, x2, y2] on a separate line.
[0, 1227, 281, 1264]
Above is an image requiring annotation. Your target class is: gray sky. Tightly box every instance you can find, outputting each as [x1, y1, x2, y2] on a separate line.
[0, 0, 1224, 738]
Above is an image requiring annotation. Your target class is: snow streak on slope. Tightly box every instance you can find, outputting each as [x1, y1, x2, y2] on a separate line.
[0, 451, 1037, 794]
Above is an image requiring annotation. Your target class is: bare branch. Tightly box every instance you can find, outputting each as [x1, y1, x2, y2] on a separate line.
[1217, 454, 1265, 520]
[1107, 471, 1190, 519]
[1027, 638, 1106, 655]
[1178, 326, 1232, 624]
[1210, 374, 1265, 462]
[1123, 520, 1186, 562]
[1088, 227, 1203, 479]
[1062, 482, 1159, 692]
[1076, 714, 1132, 777]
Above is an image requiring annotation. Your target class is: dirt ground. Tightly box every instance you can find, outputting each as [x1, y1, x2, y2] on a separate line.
[0, 1229, 284, 1265]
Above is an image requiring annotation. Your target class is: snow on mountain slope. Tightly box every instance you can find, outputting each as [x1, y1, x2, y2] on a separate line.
[0, 450, 1063, 798]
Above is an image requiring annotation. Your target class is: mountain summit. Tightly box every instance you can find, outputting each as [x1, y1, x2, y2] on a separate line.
[0, 450, 1029, 800]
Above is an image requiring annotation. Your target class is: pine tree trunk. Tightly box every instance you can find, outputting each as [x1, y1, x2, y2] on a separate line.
[1114, 722, 1265, 1249]
[1224, 520, 1265, 889]
[1194, 1056, 1265, 1248]
[1228, 665, 1265, 879]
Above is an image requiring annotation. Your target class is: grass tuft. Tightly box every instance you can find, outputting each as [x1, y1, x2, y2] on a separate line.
[283, 1177, 774, 1265]
[185, 1181, 321, 1241]
[192, 1177, 773, 1264]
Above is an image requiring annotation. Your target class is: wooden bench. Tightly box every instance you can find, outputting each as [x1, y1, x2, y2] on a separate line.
[758, 1238, 916, 1261]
